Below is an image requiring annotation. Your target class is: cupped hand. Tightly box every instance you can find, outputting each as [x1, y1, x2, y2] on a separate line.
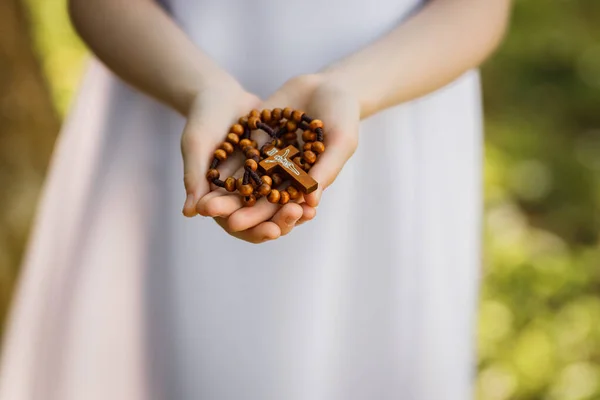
[196, 74, 361, 243]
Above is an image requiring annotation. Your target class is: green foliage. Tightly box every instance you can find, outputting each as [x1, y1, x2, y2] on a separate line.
[478, 0, 600, 398]
[23, 0, 600, 399]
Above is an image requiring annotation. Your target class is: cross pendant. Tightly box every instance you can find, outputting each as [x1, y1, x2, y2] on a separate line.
[259, 145, 318, 194]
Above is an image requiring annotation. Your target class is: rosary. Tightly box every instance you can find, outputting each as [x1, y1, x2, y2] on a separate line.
[206, 107, 326, 206]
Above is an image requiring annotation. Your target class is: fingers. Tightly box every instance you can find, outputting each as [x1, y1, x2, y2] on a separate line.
[270, 203, 303, 236]
[296, 203, 317, 226]
[214, 217, 281, 244]
[226, 198, 281, 232]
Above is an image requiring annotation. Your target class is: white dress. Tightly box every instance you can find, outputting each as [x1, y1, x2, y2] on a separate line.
[0, 0, 483, 399]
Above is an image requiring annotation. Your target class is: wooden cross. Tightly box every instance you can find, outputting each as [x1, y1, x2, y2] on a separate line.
[259, 145, 318, 194]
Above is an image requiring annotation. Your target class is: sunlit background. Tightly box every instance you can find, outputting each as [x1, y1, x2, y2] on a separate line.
[1, 1, 599, 399]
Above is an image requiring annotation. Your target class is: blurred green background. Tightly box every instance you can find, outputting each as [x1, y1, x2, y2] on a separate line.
[0, 0, 599, 399]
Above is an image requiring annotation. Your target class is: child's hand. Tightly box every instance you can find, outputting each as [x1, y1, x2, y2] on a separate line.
[181, 80, 261, 217]
[196, 74, 361, 243]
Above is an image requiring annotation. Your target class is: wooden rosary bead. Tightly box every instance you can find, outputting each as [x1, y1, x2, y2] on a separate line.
[239, 138, 252, 150]
[283, 132, 298, 142]
[272, 173, 283, 186]
[226, 133, 240, 145]
[261, 109, 272, 123]
[302, 130, 316, 142]
[286, 185, 300, 200]
[209, 109, 326, 205]
[248, 116, 260, 130]
[309, 119, 324, 130]
[279, 191, 290, 205]
[261, 175, 273, 187]
[231, 124, 245, 136]
[245, 148, 260, 159]
[292, 110, 304, 123]
[243, 195, 257, 207]
[221, 142, 234, 155]
[224, 177, 236, 192]
[214, 149, 227, 161]
[312, 141, 325, 154]
[283, 107, 293, 119]
[239, 184, 254, 196]
[303, 150, 317, 164]
[257, 183, 272, 196]
[245, 159, 258, 171]
[206, 169, 220, 180]
[267, 189, 281, 204]
[286, 120, 298, 132]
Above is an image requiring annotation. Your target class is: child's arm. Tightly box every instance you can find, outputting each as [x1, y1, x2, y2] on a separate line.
[322, 0, 512, 118]
[68, 0, 238, 116]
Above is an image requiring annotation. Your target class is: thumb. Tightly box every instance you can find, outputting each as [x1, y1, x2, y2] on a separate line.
[304, 125, 358, 208]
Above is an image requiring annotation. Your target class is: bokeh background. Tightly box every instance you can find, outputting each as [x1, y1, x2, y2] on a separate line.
[1, 0, 599, 399]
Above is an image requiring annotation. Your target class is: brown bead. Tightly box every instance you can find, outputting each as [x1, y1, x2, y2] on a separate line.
[257, 183, 271, 196]
[279, 191, 290, 205]
[261, 109, 272, 123]
[267, 189, 281, 204]
[238, 116, 248, 126]
[283, 132, 298, 142]
[227, 133, 240, 145]
[312, 141, 325, 154]
[293, 156, 302, 165]
[272, 173, 283, 186]
[248, 116, 260, 130]
[261, 175, 273, 187]
[214, 149, 227, 161]
[221, 142, 234, 154]
[286, 185, 300, 200]
[303, 150, 317, 164]
[206, 169, 220, 180]
[236, 177, 244, 191]
[249, 109, 260, 118]
[302, 130, 316, 142]
[239, 184, 253, 196]
[272, 108, 283, 121]
[292, 110, 304, 123]
[310, 119, 324, 130]
[286, 120, 298, 132]
[303, 142, 313, 151]
[231, 124, 244, 136]
[275, 139, 284, 148]
[245, 159, 258, 171]
[245, 148, 260, 159]
[283, 107, 293, 119]
[239, 138, 252, 150]
[303, 162, 311, 172]
[224, 177, 236, 192]
[243, 195, 257, 207]
[250, 140, 258, 149]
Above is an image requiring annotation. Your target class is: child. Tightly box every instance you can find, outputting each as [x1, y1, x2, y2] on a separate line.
[0, 0, 511, 399]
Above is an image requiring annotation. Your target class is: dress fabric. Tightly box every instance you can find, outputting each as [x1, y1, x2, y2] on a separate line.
[0, 0, 483, 399]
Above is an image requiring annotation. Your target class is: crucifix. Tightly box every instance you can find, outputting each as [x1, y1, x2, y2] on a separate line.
[259, 145, 318, 194]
